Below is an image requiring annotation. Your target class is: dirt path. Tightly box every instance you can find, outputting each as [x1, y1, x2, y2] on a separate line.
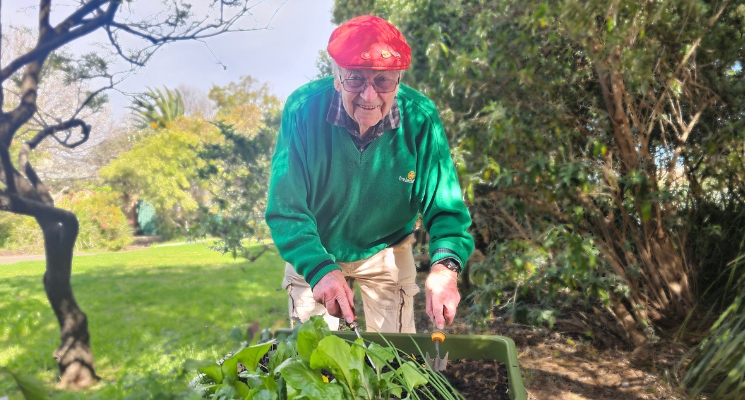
[0, 245, 162, 265]
[0, 253, 48, 264]
[0, 238, 188, 265]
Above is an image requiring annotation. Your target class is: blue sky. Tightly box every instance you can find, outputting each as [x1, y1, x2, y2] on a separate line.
[2, 0, 338, 115]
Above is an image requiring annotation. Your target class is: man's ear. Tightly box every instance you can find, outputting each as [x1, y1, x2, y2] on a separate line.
[333, 76, 342, 92]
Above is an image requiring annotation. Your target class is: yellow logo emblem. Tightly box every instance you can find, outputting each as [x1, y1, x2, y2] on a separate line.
[407, 171, 416, 180]
[381, 50, 391, 59]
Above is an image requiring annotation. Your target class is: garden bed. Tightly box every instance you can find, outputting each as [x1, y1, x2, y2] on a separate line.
[276, 330, 526, 400]
[190, 321, 526, 399]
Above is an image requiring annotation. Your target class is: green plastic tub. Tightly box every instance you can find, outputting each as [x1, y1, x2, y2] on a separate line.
[275, 330, 527, 400]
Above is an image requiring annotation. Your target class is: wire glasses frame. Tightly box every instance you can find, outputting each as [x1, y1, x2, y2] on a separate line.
[339, 75, 401, 93]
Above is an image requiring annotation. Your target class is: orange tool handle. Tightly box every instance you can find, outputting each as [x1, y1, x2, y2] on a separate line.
[430, 331, 446, 344]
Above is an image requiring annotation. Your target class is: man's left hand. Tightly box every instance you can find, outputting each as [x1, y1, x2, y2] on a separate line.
[425, 263, 460, 329]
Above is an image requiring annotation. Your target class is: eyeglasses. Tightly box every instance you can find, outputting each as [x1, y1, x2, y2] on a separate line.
[339, 75, 400, 93]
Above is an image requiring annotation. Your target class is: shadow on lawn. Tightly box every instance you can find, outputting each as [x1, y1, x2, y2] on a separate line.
[0, 259, 288, 388]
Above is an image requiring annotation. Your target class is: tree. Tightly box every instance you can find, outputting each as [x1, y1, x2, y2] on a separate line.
[193, 116, 280, 261]
[0, 0, 282, 389]
[99, 117, 216, 236]
[177, 84, 217, 118]
[192, 76, 282, 261]
[333, 0, 745, 346]
[128, 86, 185, 130]
[2, 25, 120, 182]
[208, 75, 281, 134]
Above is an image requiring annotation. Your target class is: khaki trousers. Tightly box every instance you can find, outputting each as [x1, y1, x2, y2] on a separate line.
[282, 235, 420, 333]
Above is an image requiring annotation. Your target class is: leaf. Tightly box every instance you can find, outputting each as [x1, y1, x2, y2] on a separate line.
[276, 358, 324, 390]
[0, 368, 49, 400]
[213, 384, 240, 399]
[381, 371, 403, 398]
[235, 380, 251, 398]
[241, 372, 264, 389]
[229, 326, 245, 343]
[641, 202, 652, 222]
[309, 335, 361, 392]
[351, 338, 366, 364]
[247, 387, 279, 400]
[222, 354, 240, 383]
[365, 343, 395, 364]
[268, 341, 295, 374]
[184, 359, 223, 384]
[297, 381, 345, 400]
[234, 342, 273, 373]
[297, 316, 330, 363]
[397, 361, 428, 389]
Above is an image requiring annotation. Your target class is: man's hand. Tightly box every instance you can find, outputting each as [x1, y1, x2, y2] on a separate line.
[425, 263, 460, 329]
[312, 270, 356, 323]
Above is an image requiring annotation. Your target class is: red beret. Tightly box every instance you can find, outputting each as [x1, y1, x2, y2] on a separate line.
[327, 15, 411, 71]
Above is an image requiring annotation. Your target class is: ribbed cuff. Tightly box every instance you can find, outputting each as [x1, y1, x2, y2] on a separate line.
[431, 248, 462, 266]
[307, 261, 342, 289]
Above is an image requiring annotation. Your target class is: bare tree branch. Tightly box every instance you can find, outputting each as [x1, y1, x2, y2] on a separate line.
[645, 0, 731, 138]
[0, 1, 119, 83]
[0, 141, 17, 194]
[26, 118, 91, 150]
[40, 0, 52, 35]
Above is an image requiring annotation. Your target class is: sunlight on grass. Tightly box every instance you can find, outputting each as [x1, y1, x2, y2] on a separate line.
[0, 244, 287, 399]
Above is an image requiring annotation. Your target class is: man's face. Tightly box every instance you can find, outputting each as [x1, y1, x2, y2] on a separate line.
[334, 67, 400, 134]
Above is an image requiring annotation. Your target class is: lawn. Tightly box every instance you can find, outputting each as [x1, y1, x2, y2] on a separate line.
[0, 243, 288, 399]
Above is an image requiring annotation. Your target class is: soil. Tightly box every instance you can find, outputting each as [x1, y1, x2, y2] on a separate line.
[440, 359, 510, 400]
[385, 355, 509, 400]
[351, 271, 691, 400]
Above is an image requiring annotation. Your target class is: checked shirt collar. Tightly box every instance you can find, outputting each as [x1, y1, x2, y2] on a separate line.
[326, 89, 400, 152]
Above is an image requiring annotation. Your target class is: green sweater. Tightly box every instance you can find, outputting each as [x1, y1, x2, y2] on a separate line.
[266, 77, 474, 288]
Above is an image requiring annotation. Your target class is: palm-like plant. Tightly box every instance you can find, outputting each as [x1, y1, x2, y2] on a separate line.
[129, 87, 185, 130]
[681, 252, 745, 399]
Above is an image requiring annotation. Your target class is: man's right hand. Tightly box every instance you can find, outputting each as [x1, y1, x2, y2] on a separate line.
[312, 270, 356, 324]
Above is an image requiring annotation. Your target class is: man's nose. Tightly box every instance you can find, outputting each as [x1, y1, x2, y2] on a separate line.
[359, 82, 378, 101]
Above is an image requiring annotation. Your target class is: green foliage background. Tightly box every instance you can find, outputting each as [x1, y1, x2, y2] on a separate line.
[0, 185, 131, 252]
[332, 0, 745, 395]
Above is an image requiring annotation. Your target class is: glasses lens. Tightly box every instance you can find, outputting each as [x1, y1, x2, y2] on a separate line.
[343, 78, 365, 92]
[374, 78, 397, 93]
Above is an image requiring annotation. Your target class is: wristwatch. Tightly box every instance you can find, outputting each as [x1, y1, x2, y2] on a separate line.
[436, 257, 462, 275]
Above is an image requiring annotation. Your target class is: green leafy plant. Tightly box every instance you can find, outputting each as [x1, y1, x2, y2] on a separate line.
[679, 252, 745, 399]
[191, 118, 278, 261]
[129, 86, 185, 130]
[186, 316, 464, 400]
[0, 367, 49, 400]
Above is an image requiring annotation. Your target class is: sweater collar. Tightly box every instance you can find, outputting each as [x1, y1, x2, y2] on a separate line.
[326, 89, 400, 151]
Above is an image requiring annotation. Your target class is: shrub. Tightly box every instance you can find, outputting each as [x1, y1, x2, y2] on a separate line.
[0, 186, 132, 252]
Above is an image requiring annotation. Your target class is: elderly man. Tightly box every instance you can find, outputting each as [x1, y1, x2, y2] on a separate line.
[266, 15, 474, 333]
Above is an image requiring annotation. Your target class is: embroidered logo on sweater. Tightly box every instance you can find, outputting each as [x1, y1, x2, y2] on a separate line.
[399, 171, 416, 183]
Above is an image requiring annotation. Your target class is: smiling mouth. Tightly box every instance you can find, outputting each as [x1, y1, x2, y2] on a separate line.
[356, 104, 379, 110]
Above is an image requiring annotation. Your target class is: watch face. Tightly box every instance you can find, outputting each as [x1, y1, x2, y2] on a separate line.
[441, 259, 460, 273]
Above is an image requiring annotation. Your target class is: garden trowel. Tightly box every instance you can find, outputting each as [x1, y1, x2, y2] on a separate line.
[348, 320, 377, 372]
[425, 331, 449, 371]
